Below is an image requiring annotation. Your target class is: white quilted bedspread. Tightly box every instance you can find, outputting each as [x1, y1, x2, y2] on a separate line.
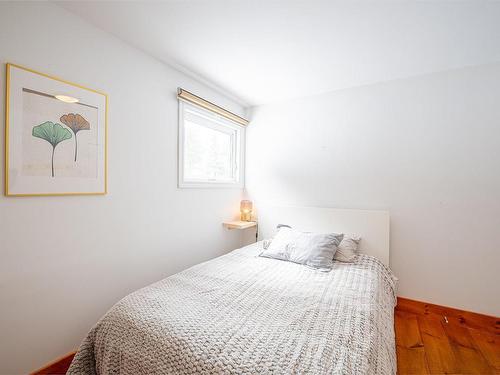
[68, 242, 397, 374]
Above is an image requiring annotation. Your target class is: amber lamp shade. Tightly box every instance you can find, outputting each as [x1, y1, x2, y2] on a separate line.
[240, 200, 253, 221]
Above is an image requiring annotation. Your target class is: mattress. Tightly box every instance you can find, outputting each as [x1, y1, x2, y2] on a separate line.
[68, 242, 397, 374]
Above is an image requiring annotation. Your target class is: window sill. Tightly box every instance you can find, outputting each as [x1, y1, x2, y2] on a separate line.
[178, 181, 244, 189]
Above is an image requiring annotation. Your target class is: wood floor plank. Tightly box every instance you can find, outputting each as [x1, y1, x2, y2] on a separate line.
[442, 321, 493, 375]
[397, 297, 500, 336]
[468, 328, 500, 374]
[417, 314, 460, 374]
[31, 352, 75, 374]
[395, 310, 430, 374]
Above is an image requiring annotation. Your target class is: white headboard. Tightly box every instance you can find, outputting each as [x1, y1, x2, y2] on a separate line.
[258, 206, 390, 266]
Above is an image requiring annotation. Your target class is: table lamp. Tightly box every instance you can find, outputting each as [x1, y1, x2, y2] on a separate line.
[240, 200, 253, 221]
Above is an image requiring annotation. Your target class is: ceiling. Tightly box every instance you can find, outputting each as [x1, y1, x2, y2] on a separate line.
[57, 1, 500, 107]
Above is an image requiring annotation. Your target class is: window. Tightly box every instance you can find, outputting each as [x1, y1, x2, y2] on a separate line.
[179, 101, 244, 187]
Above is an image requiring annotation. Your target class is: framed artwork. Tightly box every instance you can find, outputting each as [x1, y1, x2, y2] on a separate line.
[5, 63, 107, 196]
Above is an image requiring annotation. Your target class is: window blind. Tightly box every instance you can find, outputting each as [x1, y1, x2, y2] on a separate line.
[177, 88, 249, 126]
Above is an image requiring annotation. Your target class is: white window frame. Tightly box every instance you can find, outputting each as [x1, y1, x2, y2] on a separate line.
[178, 101, 245, 188]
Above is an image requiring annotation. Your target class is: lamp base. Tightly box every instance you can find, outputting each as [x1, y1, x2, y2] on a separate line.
[240, 212, 252, 222]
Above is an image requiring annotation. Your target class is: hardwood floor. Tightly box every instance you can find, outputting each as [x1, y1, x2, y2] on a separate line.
[396, 297, 499, 374]
[30, 352, 75, 375]
[33, 298, 499, 375]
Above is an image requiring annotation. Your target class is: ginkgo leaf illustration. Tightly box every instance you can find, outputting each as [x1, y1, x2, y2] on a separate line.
[60, 113, 90, 162]
[32, 121, 72, 177]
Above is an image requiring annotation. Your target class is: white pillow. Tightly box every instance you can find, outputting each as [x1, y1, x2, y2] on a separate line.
[335, 236, 361, 262]
[259, 228, 343, 271]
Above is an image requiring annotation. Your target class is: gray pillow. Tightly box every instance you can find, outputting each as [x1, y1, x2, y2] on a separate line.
[264, 225, 360, 263]
[335, 235, 361, 262]
[260, 227, 343, 271]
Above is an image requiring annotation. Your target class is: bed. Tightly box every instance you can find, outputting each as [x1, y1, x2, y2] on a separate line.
[68, 206, 397, 374]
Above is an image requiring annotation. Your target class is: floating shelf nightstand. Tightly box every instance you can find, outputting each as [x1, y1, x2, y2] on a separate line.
[223, 221, 257, 230]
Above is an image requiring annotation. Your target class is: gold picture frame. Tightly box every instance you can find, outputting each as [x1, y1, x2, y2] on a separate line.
[5, 63, 108, 196]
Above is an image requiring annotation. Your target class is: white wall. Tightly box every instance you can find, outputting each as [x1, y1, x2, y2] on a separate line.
[246, 63, 500, 317]
[0, 2, 244, 373]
